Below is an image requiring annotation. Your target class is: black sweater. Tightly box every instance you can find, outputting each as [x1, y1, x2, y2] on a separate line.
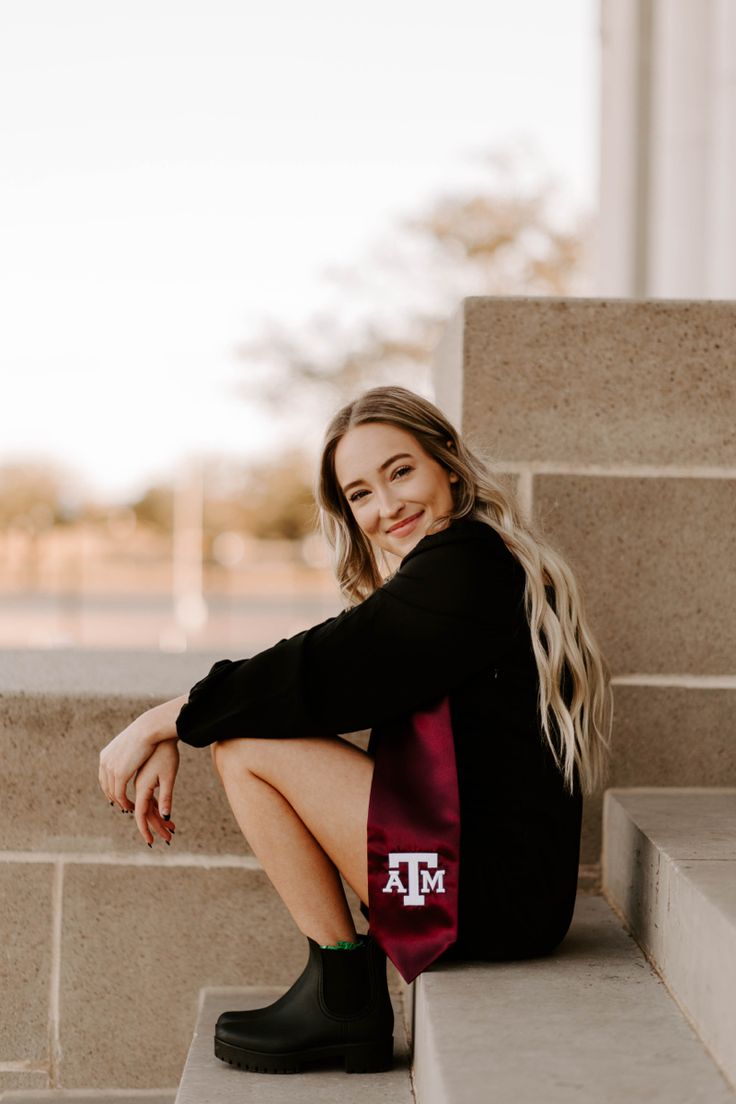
[175, 517, 583, 960]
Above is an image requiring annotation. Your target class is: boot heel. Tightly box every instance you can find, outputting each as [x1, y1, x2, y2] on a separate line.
[343, 1036, 394, 1073]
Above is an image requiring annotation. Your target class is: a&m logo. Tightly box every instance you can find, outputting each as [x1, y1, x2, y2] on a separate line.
[381, 852, 447, 906]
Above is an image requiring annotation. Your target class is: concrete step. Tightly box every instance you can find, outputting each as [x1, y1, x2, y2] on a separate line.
[174, 985, 413, 1104]
[411, 893, 734, 1103]
[0, 1095, 174, 1103]
[602, 786, 736, 1091]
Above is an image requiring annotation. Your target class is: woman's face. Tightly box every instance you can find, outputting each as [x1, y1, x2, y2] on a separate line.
[334, 421, 458, 560]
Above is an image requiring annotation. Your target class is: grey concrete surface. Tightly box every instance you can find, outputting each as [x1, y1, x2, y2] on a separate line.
[0, 1094, 174, 1103]
[602, 787, 736, 1091]
[56, 865, 367, 1089]
[1, 690, 255, 856]
[0, 666, 369, 856]
[174, 986, 413, 1104]
[434, 296, 736, 467]
[0, 1094, 175, 1102]
[412, 893, 734, 1104]
[577, 687, 736, 865]
[0, 1078, 49, 1097]
[533, 475, 736, 676]
[0, 864, 54, 1063]
[0, 647, 235, 700]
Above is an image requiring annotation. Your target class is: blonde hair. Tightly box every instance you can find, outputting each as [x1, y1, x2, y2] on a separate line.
[313, 384, 613, 798]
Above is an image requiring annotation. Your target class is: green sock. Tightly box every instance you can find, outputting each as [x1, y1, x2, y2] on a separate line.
[319, 937, 364, 950]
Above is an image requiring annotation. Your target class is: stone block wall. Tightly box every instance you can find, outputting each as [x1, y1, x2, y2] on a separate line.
[433, 295, 736, 868]
[0, 650, 368, 1093]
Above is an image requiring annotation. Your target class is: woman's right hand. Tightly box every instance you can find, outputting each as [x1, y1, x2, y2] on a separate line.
[133, 738, 180, 847]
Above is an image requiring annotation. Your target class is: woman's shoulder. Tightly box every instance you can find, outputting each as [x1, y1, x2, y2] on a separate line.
[399, 516, 513, 571]
[386, 515, 524, 619]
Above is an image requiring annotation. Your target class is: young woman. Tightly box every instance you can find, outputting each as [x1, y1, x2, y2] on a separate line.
[98, 384, 613, 1076]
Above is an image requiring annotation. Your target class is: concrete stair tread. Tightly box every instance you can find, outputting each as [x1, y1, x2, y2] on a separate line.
[602, 786, 736, 859]
[174, 985, 412, 1103]
[412, 893, 735, 1103]
[0, 1096, 174, 1103]
[603, 786, 736, 1093]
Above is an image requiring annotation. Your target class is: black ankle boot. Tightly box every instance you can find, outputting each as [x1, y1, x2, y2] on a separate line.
[214, 932, 394, 1074]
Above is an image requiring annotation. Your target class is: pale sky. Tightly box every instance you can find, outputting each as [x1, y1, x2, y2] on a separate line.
[0, 0, 599, 506]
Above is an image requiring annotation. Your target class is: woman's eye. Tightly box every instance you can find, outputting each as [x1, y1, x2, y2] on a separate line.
[349, 465, 413, 504]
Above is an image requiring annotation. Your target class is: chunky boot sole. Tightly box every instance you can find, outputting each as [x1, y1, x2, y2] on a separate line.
[214, 1033, 394, 1074]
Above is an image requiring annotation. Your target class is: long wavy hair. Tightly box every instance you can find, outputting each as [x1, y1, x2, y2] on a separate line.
[313, 384, 613, 798]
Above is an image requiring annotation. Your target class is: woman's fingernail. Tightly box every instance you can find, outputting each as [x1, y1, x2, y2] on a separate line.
[109, 801, 114, 806]
[163, 814, 170, 821]
[147, 842, 152, 848]
[165, 840, 170, 846]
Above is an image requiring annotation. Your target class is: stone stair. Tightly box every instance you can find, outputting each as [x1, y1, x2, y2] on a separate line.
[168, 787, 736, 1104]
[411, 893, 732, 1103]
[1, 644, 733, 1101]
[173, 985, 413, 1103]
[602, 787, 736, 1092]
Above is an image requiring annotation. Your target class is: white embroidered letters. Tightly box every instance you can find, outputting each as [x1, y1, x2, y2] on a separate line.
[381, 852, 447, 906]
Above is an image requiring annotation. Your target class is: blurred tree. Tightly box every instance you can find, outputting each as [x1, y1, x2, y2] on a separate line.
[131, 484, 175, 533]
[5, 147, 590, 548]
[232, 146, 592, 416]
[202, 448, 317, 544]
[0, 460, 88, 529]
[237, 449, 317, 540]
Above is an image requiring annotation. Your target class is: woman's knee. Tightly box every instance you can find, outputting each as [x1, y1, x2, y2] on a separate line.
[210, 736, 254, 777]
[210, 738, 236, 777]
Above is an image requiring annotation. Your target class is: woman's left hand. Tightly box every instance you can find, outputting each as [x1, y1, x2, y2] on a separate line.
[132, 738, 180, 846]
[99, 709, 166, 812]
[99, 693, 189, 811]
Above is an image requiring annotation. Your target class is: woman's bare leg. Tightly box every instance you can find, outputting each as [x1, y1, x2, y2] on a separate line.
[211, 735, 373, 946]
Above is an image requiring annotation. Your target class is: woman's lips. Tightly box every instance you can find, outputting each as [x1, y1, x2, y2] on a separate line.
[388, 510, 423, 535]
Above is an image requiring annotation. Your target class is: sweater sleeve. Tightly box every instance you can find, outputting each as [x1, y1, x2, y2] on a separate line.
[175, 526, 525, 747]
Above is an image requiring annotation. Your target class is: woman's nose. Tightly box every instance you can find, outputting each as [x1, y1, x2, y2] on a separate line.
[376, 491, 403, 518]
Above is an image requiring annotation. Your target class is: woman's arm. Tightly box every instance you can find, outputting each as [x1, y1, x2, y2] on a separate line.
[175, 526, 524, 749]
[146, 692, 190, 745]
[98, 693, 189, 810]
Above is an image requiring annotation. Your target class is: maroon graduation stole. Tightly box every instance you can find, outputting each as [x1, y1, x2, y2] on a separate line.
[365, 693, 461, 983]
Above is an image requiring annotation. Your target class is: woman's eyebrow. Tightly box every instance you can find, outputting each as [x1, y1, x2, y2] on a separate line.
[342, 453, 413, 494]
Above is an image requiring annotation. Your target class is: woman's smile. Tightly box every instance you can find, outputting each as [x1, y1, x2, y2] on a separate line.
[387, 510, 424, 535]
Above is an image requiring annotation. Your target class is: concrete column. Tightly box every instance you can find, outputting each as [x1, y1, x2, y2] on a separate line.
[598, 0, 736, 297]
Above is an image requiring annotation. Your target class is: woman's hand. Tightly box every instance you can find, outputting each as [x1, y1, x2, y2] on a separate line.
[133, 739, 180, 847]
[98, 694, 187, 812]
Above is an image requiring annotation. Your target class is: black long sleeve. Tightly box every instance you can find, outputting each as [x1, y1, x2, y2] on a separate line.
[175, 519, 527, 748]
